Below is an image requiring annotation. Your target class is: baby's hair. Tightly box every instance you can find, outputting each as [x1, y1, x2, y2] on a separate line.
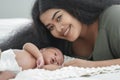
[41, 47, 64, 59]
[45, 47, 58, 50]
[40, 47, 59, 51]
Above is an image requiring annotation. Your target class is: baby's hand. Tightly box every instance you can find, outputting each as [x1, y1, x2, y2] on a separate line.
[36, 56, 44, 68]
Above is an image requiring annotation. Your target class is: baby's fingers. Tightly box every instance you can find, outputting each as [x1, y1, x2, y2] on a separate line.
[37, 61, 44, 68]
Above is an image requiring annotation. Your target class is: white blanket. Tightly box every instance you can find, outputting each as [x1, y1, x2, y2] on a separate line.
[12, 65, 120, 80]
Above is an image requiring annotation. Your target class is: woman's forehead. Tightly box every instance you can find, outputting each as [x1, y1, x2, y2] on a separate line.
[40, 9, 63, 19]
[40, 9, 65, 25]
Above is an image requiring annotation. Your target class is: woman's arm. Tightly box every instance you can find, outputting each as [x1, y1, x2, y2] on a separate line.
[0, 71, 16, 80]
[64, 59, 120, 68]
[42, 64, 62, 70]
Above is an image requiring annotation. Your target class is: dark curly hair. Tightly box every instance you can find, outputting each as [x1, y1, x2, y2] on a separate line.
[32, 0, 120, 57]
[38, 0, 120, 24]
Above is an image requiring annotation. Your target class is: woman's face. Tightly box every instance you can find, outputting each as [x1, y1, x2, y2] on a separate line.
[40, 47, 64, 65]
[40, 9, 82, 42]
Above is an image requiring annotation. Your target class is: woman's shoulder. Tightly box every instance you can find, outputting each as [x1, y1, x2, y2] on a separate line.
[98, 5, 120, 48]
[98, 5, 120, 57]
[100, 5, 120, 16]
[100, 5, 120, 20]
[99, 5, 120, 29]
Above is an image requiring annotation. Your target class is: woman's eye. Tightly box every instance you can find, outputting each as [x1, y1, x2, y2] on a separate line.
[56, 15, 62, 22]
[48, 26, 54, 31]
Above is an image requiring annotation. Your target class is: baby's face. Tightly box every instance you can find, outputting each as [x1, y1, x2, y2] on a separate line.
[40, 47, 64, 65]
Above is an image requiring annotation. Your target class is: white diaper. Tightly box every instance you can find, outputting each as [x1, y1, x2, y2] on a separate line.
[0, 49, 22, 73]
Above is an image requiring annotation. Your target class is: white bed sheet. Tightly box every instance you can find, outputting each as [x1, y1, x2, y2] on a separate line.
[64, 72, 120, 80]
[90, 71, 120, 80]
[12, 65, 120, 80]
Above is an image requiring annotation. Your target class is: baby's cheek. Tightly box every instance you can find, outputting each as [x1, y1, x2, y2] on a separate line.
[44, 59, 50, 65]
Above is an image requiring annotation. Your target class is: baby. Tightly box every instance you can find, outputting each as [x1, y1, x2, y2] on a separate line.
[0, 43, 64, 73]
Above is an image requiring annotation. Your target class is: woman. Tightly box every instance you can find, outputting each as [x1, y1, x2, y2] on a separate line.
[32, 0, 120, 67]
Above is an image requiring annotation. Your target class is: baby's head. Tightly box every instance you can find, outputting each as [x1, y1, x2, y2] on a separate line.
[40, 47, 64, 65]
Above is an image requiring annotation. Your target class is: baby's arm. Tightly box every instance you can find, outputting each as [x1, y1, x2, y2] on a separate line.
[23, 43, 44, 68]
[23, 43, 42, 59]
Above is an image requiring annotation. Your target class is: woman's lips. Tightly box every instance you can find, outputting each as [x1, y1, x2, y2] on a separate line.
[64, 24, 71, 36]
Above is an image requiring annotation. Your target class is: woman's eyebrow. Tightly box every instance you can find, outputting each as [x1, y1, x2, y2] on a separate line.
[45, 10, 60, 27]
[45, 11, 61, 27]
[52, 10, 60, 20]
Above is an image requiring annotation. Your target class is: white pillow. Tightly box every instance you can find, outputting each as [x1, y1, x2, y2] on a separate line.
[0, 18, 32, 42]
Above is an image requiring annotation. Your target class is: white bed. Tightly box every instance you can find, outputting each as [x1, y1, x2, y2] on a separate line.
[12, 65, 120, 80]
[12, 55, 120, 80]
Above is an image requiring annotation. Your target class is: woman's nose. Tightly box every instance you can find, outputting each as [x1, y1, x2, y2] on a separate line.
[56, 24, 64, 32]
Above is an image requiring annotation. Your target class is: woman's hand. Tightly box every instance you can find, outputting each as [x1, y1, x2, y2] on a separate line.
[63, 59, 94, 68]
[42, 64, 62, 70]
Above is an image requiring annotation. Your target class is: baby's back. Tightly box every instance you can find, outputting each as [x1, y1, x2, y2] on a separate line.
[14, 49, 36, 70]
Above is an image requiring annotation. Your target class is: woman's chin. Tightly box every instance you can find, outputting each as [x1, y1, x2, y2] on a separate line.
[67, 37, 78, 42]
[67, 33, 80, 42]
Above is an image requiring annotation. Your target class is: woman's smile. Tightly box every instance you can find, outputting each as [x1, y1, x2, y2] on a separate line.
[64, 24, 71, 37]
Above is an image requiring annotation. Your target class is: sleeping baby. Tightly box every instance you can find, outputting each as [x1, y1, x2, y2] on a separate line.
[0, 42, 64, 79]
